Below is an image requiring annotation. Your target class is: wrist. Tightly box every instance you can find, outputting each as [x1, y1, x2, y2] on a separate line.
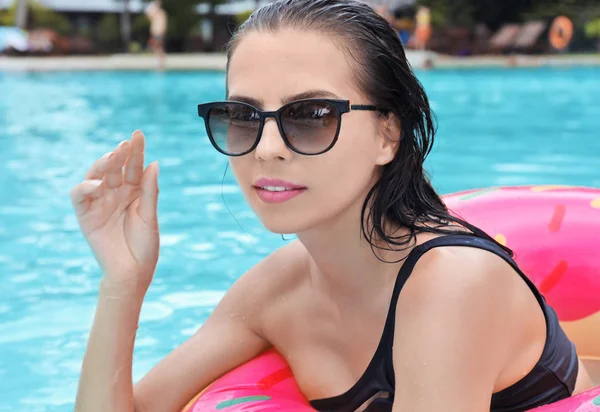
[99, 275, 150, 302]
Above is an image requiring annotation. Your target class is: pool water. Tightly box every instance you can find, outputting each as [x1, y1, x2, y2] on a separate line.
[0, 67, 598, 411]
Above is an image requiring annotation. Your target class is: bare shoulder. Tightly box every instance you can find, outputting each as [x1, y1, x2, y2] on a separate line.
[132, 242, 309, 412]
[390, 243, 544, 410]
[219, 240, 309, 333]
[234, 240, 308, 298]
[394, 243, 539, 361]
[401, 243, 523, 306]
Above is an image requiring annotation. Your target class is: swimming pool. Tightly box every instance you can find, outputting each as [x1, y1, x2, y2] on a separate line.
[0, 66, 598, 411]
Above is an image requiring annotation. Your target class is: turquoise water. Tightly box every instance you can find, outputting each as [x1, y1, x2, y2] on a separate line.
[0, 67, 599, 411]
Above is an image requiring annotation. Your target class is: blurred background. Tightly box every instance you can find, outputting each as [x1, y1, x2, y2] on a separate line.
[0, 1, 599, 411]
[0, 0, 600, 55]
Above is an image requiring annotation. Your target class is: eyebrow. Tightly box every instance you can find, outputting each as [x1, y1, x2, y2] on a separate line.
[227, 89, 341, 109]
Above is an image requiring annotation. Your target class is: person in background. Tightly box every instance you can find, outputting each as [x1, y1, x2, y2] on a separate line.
[413, 6, 431, 51]
[145, 0, 167, 70]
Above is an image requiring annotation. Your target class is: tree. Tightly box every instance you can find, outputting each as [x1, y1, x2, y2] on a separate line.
[416, 0, 475, 28]
[0, 0, 71, 34]
[585, 17, 600, 51]
[417, 0, 600, 31]
[97, 14, 121, 51]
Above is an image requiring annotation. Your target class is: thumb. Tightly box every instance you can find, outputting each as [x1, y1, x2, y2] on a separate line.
[138, 162, 159, 226]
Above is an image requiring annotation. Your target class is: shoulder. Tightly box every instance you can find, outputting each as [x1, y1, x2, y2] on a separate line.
[399, 241, 522, 313]
[235, 240, 309, 298]
[392, 241, 534, 374]
[389, 241, 535, 410]
[219, 241, 309, 333]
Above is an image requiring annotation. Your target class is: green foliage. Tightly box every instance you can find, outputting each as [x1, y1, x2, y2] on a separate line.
[132, 12, 150, 42]
[522, 0, 599, 21]
[0, 10, 13, 26]
[0, 0, 72, 35]
[158, 0, 225, 42]
[97, 13, 121, 49]
[416, 0, 475, 27]
[30, 1, 71, 34]
[416, 0, 600, 31]
[234, 9, 253, 27]
[585, 18, 600, 38]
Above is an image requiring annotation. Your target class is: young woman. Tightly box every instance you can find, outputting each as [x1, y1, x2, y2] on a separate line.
[72, 1, 593, 411]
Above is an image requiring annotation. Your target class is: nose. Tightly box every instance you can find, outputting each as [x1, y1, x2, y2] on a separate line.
[254, 117, 293, 162]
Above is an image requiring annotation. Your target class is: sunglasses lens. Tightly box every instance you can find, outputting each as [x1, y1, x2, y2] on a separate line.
[281, 101, 340, 154]
[208, 103, 260, 155]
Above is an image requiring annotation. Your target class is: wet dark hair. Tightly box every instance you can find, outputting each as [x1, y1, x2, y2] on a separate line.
[225, 0, 513, 260]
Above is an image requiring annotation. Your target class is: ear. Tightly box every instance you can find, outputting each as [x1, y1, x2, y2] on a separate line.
[375, 113, 401, 166]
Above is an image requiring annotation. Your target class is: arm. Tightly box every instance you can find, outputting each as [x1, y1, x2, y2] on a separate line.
[74, 279, 146, 412]
[391, 247, 531, 412]
[72, 132, 273, 412]
[133, 262, 273, 412]
[77, 259, 272, 412]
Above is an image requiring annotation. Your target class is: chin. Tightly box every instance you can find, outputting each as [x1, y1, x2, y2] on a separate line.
[244, 188, 359, 236]
[255, 209, 317, 235]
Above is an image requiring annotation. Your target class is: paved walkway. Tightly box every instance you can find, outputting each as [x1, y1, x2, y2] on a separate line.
[1, 51, 599, 72]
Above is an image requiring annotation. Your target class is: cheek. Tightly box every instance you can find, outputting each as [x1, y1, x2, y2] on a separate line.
[228, 158, 253, 192]
[225, 125, 382, 235]
[304, 123, 381, 213]
[317, 143, 379, 202]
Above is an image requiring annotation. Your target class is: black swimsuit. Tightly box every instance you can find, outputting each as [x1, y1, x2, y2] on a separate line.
[309, 235, 579, 412]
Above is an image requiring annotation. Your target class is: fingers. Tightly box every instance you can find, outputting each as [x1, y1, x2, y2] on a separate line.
[84, 140, 129, 180]
[137, 162, 159, 226]
[73, 130, 155, 218]
[70, 179, 104, 215]
[104, 141, 130, 189]
[124, 130, 146, 185]
[84, 152, 112, 181]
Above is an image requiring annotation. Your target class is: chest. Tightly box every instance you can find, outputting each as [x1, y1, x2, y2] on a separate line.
[263, 293, 393, 401]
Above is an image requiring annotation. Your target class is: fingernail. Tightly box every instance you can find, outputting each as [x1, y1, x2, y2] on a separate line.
[155, 161, 160, 177]
[83, 179, 103, 193]
[118, 140, 127, 148]
[101, 152, 112, 160]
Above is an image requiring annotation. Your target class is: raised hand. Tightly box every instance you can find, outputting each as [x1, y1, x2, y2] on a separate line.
[71, 130, 160, 293]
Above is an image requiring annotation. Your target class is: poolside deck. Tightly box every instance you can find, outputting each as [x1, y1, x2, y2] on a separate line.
[1, 51, 599, 72]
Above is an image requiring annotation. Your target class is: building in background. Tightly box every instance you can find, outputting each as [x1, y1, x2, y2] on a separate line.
[2, 0, 597, 55]
[0, 0, 271, 53]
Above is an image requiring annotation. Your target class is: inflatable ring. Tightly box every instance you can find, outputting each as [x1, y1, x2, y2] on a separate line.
[183, 185, 600, 412]
[549, 16, 574, 51]
[444, 185, 600, 360]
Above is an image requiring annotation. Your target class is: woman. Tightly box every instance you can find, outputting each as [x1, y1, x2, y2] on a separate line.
[72, 1, 593, 411]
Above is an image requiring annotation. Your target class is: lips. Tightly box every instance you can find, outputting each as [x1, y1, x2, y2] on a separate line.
[254, 178, 306, 190]
[253, 178, 307, 204]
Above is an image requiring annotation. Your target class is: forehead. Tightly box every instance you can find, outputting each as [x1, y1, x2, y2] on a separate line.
[227, 29, 359, 106]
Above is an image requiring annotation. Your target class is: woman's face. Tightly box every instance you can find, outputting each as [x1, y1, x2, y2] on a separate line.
[226, 29, 397, 234]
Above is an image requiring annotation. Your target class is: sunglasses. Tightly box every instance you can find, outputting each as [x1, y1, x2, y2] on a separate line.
[197, 98, 385, 156]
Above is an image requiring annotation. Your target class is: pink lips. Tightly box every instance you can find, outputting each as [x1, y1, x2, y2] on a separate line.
[253, 178, 307, 204]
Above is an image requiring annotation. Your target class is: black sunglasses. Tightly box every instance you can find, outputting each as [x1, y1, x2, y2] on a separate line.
[197, 98, 385, 156]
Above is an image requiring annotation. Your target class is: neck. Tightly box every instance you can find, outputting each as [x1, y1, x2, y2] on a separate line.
[296, 196, 409, 301]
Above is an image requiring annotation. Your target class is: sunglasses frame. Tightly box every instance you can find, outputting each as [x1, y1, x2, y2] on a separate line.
[197, 98, 383, 156]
